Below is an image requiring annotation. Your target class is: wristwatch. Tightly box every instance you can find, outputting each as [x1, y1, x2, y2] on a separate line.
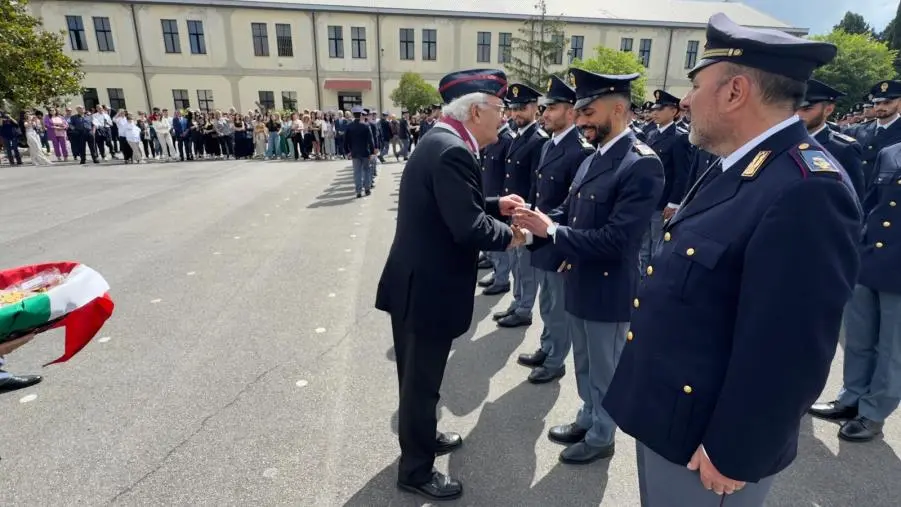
[547, 223, 558, 243]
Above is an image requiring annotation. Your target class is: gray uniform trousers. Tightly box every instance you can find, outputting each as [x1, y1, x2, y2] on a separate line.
[508, 246, 538, 316]
[838, 284, 901, 421]
[536, 268, 569, 370]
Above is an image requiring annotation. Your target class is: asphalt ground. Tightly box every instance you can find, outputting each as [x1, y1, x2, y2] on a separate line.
[0, 157, 898, 506]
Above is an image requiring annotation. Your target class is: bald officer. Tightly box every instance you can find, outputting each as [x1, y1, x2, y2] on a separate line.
[603, 13, 861, 506]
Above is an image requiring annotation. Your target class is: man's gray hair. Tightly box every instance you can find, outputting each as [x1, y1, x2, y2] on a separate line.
[441, 93, 492, 121]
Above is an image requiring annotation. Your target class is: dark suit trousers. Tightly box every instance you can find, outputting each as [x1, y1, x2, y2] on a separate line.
[391, 315, 453, 485]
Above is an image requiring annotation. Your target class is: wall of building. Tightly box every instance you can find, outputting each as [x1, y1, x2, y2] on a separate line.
[33, 0, 713, 113]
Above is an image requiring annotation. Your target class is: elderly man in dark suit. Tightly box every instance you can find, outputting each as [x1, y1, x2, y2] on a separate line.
[375, 68, 528, 502]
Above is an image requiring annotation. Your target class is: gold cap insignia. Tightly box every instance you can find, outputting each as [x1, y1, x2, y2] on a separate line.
[881, 82, 889, 92]
[547, 78, 553, 93]
[569, 73, 576, 87]
[512, 86, 519, 97]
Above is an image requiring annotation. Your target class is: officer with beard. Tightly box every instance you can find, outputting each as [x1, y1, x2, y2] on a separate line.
[846, 81, 901, 190]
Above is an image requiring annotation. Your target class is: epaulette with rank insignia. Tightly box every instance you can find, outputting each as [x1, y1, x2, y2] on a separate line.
[831, 131, 857, 144]
[537, 128, 550, 138]
[632, 141, 656, 157]
[792, 143, 842, 179]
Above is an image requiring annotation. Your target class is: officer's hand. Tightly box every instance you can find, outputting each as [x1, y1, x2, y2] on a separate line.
[498, 194, 525, 216]
[687, 445, 746, 496]
[513, 207, 552, 237]
[0, 333, 37, 356]
[507, 225, 526, 249]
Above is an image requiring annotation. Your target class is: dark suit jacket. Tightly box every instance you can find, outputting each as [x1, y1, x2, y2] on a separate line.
[848, 118, 901, 189]
[814, 126, 865, 203]
[480, 126, 514, 198]
[375, 126, 514, 340]
[503, 123, 548, 198]
[604, 121, 861, 482]
[859, 143, 901, 294]
[343, 120, 374, 159]
[647, 122, 692, 209]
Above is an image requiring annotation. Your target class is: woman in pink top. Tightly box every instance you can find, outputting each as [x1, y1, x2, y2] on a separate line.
[48, 110, 69, 161]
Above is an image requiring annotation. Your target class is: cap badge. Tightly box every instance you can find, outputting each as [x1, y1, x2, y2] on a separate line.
[881, 82, 889, 92]
[547, 78, 553, 93]
[569, 73, 576, 87]
[512, 86, 519, 97]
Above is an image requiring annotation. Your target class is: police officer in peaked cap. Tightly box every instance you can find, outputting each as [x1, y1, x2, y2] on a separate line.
[842, 80, 901, 189]
[602, 13, 860, 506]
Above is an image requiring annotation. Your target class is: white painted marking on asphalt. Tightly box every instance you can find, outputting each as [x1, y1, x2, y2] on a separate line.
[264, 213, 271, 217]
[213, 252, 222, 255]
[295, 380, 309, 387]
[354, 222, 361, 226]
[262, 467, 280, 478]
[344, 248, 351, 253]
[150, 298, 162, 304]
[19, 394, 37, 403]
[187, 271, 196, 276]
[234, 236, 241, 240]
[328, 293, 336, 298]
[98, 336, 111, 343]
[338, 267, 346, 272]
[315, 327, 326, 334]
[350, 234, 357, 238]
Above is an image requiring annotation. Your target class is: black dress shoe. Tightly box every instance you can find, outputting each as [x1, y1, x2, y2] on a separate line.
[548, 423, 588, 445]
[435, 431, 463, 455]
[517, 349, 547, 367]
[528, 365, 565, 384]
[397, 471, 463, 501]
[497, 313, 532, 328]
[493, 308, 515, 321]
[477, 258, 492, 270]
[482, 284, 510, 296]
[477, 273, 495, 288]
[559, 441, 615, 464]
[0, 374, 42, 394]
[808, 400, 858, 421]
[839, 416, 884, 442]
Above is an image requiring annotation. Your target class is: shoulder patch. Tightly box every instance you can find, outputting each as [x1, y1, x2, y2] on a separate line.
[798, 149, 841, 175]
[537, 128, 550, 138]
[632, 142, 656, 157]
[832, 131, 857, 143]
[740, 150, 771, 179]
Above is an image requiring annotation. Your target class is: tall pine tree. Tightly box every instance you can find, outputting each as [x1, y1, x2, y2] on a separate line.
[503, 0, 568, 90]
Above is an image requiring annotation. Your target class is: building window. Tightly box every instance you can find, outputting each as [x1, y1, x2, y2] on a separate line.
[172, 89, 190, 110]
[328, 25, 344, 58]
[570, 35, 584, 61]
[82, 88, 100, 110]
[639, 38, 652, 67]
[252, 23, 270, 57]
[107, 88, 126, 110]
[258, 90, 275, 110]
[187, 20, 206, 55]
[66, 15, 88, 51]
[275, 23, 293, 57]
[551, 34, 564, 65]
[93, 17, 114, 52]
[476, 32, 491, 63]
[685, 40, 699, 69]
[282, 91, 297, 111]
[498, 32, 512, 63]
[422, 29, 437, 61]
[338, 92, 362, 112]
[351, 27, 366, 59]
[161, 19, 181, 53]
[620, 37, 633, 52]
[399, 28, 415, 60]
[197, 89, 214, 112]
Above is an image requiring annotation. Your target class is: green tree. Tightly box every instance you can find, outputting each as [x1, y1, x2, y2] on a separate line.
[389, 72, 441, 113]
[833, 11, 872, 36]
[812, 30, 897, 113]
[504, 0, 568, 90]
[570, 46, 648, 105]
[0, 0, 85, 108]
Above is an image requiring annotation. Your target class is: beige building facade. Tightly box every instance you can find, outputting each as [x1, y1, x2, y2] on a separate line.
[30, 0, 803, 114]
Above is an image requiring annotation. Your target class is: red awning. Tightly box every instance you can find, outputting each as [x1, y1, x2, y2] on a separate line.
[324, 79, 372, 91]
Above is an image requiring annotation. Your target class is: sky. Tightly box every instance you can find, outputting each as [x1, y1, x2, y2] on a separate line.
[708, 0, 898, 34]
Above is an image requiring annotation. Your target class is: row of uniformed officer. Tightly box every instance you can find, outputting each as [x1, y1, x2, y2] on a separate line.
[492, 84, 549, 327]
[478, 118, 517, 294]
[843, 81, 901, 191]
[514, 67, 665, 465]
[515, 75, 595, 384]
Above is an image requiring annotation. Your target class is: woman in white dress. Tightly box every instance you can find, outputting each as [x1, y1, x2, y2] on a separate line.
[25, 113, 52, 166]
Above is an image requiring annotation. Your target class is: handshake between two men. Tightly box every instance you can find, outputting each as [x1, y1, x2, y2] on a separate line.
[496, 194, 557, 250]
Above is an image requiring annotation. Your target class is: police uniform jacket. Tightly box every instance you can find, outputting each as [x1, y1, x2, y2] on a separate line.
[419, 119, 434, 137]
[367, 121, 382, 150]
[535, 131, 664, 322]
[480, 126, 514, 198]
[858, 143, 901, 294]
[375, 126, 514, 340]
[603, 120, 861, 482]
[343, 120, 375, 159]
[814, 127, 866, 203]
[529, 127, 595, 272]
[379, 119, 393, 142]
[685, 147, 718, 190]
[647, 122, 692, 209]
[503, 122, 548, 197]
[848, 118, 901, 188]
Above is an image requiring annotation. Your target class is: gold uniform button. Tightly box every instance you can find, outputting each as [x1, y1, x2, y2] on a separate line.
[863, 161, 868, 165]
[633, 298, 640, 308]
[536, 192, 541, 198]
[868, 145, 874, 149]
[504, 188, 509, 192]
[646, 265, 653, 276]
[891, 201, 898, 207]
[590, 194, 595, 200]
[686, 247, 696, 256]
[566, 263, 573, 271]
[897, 179, 901, 185]
[664, 232, 672, 242]
[627, 331, 634, 341]
[506, 173, 510, 177]
[538, 174, 543, 179]
[572, 217, 577, 224]
[683, 385, 693, 394]
[506, 159, 511, 163]
[799, 143, 809, 149]
[577, 192, 581, 198]
[884, 221, 892, 228]
[876, 242, 885, 248]
[603, 271, 609, 276]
